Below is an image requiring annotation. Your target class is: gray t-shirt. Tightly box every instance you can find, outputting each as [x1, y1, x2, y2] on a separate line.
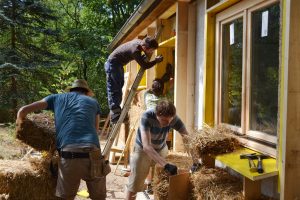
[135, 109, 187, 151]
[108, 39, 157, 69]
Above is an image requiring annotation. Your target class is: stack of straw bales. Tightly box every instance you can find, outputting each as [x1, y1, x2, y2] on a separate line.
[16, 112, 56, 152]
[191, 167, 243, 200]
[0, 112, 59, 199]
[0, 155, 59, 200]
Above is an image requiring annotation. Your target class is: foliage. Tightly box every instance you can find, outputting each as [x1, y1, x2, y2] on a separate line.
[0, 0, 142, 121]
[0, 0, 62, 68]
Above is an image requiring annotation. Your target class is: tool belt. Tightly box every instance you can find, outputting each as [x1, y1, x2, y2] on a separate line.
[58, 151, 90, 159]
[89, 149, 111, 178]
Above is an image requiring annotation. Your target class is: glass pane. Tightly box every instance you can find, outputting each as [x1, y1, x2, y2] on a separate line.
[250, 3, 280, 135]
[221, 18, 243, 126]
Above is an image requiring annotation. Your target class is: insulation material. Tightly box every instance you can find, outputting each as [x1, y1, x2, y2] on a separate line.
[153, 153, 193, 200]
[186, 124, 241, 160]
[0, 155, 59, 200]
[191, 167, 243, 200]
[128, 104, 145, 150]
[16, 113, 56, 152]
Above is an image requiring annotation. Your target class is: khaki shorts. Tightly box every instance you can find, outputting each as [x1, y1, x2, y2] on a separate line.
[56, 146, 106, 200]
[127, 145, 168, 193]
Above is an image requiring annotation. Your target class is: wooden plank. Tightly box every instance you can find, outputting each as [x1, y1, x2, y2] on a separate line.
[146, 27, 156, 89]
[186, 2, 196, 134]
[168, 172, 190, 200]
[204, 13, 215, 126]
[282, 0, 300, 198]
[206, 0, 241, 14]
[160, 17, 176, 42]
[278, 0, 288, 197]
[159, 36, 176, 48]
[215, 148, 278, 181]
[121, 0, 177, 45]
[243, 177, 261, 200]
[174, 1, 188, 152]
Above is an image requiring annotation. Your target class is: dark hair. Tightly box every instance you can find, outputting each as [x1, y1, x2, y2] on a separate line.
[142, 36, 158, 49]
[155, 100, 176, 117]
[70, 87, 88, 95]
[151, 79, 164, 96]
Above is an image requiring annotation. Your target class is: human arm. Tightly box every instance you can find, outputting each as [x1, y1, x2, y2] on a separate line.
[95, 114, 100, 131]
[134, 52, 163, 69]
[141, 129, 168, 167]
[17, 100, 48, 121]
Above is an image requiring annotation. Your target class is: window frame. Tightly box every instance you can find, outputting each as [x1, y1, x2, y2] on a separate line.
[215, 0, 279, 156]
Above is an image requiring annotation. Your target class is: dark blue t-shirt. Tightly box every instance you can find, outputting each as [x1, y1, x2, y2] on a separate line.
[44, 92, 101, 149]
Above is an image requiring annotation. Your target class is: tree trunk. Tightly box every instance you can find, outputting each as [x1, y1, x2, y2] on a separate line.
[11, 76, 18, 119]
[82, 59, 88, 81]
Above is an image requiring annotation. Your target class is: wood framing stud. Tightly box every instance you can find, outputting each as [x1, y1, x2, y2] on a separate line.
[243, 177, 261, 200]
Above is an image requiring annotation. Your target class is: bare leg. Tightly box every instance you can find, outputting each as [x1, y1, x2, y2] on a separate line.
[125, 191, 137, 200]
[145, 167, 153, 184]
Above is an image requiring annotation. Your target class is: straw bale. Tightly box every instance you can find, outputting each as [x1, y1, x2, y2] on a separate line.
[16, 112, 56, 152]
[0, 155, 59, 200]
[0, 194, 8, 200]
[153, 153, 193, 200]
[128, 104, 145, 150]
[191, 167, 243, 200]
[186, 124, 241, 159]
[165, 152, 193, 170]
[153, 165, 169, 200]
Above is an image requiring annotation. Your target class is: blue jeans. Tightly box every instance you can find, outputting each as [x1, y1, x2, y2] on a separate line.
[104, 60, 124, 113]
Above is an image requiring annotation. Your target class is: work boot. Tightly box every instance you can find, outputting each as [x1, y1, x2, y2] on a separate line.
[110, 112, 129, 124]
[110, 111, 121, 124]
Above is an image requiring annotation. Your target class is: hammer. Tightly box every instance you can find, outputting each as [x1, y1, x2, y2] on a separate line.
[240, 153, 257, 172]
[257, 154, 269, 174]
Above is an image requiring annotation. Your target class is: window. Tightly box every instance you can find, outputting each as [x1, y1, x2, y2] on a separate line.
[216, 0, 280, 153]
[250, 4, 280, 136]
[221, 18, 243, 127]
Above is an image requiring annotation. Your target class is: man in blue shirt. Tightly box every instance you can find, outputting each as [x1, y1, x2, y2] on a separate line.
[17, 79, 106, 200]
[125, 100, 189, 200]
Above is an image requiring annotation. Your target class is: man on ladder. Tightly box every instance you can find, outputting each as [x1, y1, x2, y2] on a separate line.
[104, 36, 163, 123]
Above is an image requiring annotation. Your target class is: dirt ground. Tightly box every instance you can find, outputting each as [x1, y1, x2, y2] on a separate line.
[75, 164, 154, 200]
[75, 139, 154, 200]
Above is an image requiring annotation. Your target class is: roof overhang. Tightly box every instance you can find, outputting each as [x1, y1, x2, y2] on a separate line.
[108, 0, 178, 51]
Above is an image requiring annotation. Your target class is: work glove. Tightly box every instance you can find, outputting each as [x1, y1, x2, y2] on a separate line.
[164, 163, 178, 175]
[155, 55, 163, 63]
[190, 163, 201, 173]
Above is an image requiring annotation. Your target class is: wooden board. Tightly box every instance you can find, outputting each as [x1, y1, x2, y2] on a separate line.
[168, 172, 190, 200]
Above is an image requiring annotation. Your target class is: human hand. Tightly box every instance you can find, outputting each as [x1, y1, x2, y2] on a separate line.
[190, 163, 201, 173]
[155, 55, 163, 63]
[164, 163, 177, 175]
[16, 118, 23, 126]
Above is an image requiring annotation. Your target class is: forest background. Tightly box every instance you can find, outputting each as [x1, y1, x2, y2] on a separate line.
[0, 0, 142, 122]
